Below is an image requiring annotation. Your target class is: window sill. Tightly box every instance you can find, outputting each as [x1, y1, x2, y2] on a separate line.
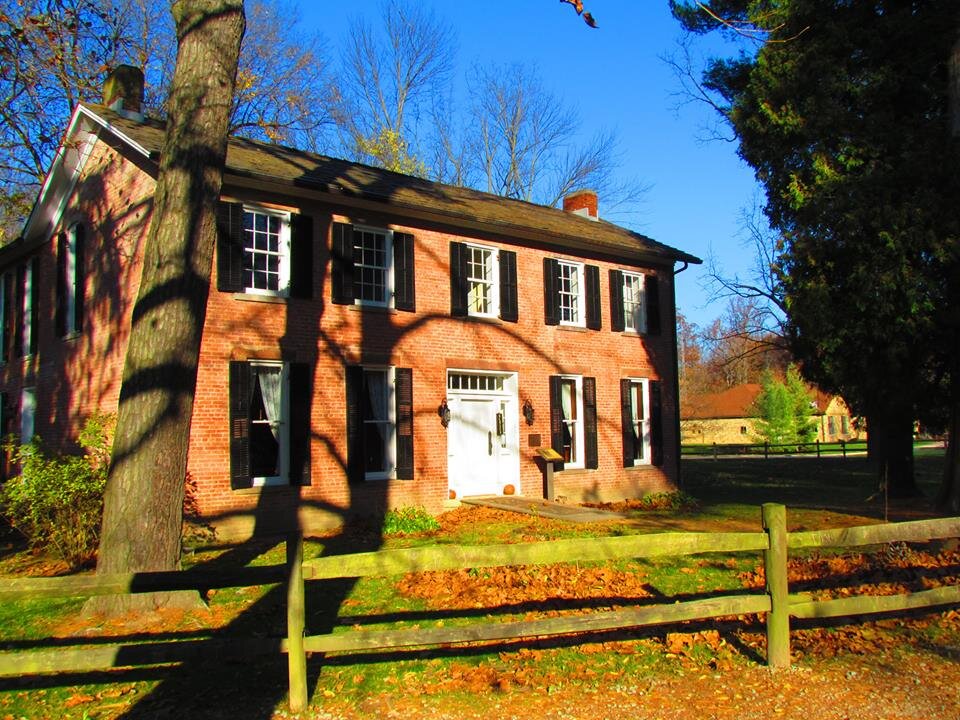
[61, 331, 81, 341]
[557, 324, 588, 333]
[348, 304, 398, 315]
[232, 293, 288, 305]
[625, 462, 654, 471]
[232, 483, 298, 495]
[461, 314, 503, 325]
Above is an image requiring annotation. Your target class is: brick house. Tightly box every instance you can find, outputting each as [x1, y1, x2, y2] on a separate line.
[680, 383, 866, 445]
[0, 78, 700, 539]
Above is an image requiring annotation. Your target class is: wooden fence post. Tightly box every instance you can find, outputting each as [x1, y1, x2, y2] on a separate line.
[287, 532, 308, 714]
[762, 503, 790, 668]
[816, 439, 821, 458]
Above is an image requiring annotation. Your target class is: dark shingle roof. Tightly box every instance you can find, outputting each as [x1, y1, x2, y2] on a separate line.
[90, 104, 700, 266]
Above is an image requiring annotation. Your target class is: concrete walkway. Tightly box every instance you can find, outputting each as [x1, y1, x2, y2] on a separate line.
[461, 495, 626, 523]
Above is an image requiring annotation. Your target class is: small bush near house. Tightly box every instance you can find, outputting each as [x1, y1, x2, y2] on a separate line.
[382, 506, 441, 535]
[1, 413, 114, 569]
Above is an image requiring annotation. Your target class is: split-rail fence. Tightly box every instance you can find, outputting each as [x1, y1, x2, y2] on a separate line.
[1, 504, 958, 713]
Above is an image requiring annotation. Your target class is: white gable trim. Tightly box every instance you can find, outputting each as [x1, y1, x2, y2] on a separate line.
[21, 105, 152, 245]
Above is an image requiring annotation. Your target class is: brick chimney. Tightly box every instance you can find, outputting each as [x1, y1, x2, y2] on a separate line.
[102, 65, 145, 116]
[562, 189, 598, 220]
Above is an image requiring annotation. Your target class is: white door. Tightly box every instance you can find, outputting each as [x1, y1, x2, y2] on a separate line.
[450, 397, 501, 496]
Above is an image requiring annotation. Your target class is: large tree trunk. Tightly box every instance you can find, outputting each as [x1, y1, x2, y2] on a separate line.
[875, 408, 918, 499]
[938, 27, 960, 512]
[87, 0, 245, 614]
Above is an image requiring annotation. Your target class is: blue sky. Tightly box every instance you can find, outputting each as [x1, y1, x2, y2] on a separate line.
[291, 0, 761, 329]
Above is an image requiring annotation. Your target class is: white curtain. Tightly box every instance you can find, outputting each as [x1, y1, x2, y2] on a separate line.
[364, 372, 386, 421]
[561, 382, 573, 421]
[257, 366, 283, 440]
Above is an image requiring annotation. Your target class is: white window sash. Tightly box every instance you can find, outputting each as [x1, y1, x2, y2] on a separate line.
[242, 207, 291, 297]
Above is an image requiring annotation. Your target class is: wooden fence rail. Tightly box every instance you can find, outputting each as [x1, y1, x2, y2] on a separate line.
[0, 506, 958, 715]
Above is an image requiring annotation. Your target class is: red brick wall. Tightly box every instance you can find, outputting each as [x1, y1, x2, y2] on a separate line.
[6, 136, 680, 540]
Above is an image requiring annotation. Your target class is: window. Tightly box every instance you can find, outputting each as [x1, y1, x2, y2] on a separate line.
[217, 202, 313, 298]
[621, 271, 646, 333]
[620, 378, 663, 467]
[20, 387, 36, 442]
[558, 262, 583, 325]
[549, 375, 598, 469]
[467, 245, 497, 316]
[333, 223, 415, 311]
[57, 224, 85, 336]
[610, 269, 660, 335]
[544, 259, 600, 329]
[450, 242, 517, 321]
[353, 228, 391, 305]
[229, 361, 312, 489]
[345, 365, 414, 481]
[15, 258, 38, 357]
[242, 208, 289, 294]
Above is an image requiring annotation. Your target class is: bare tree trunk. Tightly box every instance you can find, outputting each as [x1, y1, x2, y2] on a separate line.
[87, 0, 245, 615]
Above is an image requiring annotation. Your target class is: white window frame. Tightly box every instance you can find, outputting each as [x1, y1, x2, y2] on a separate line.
[558, 261, 585, 327]
[627, 377, 652, 466]
[249, 361, 290, 487]
[242, 206, 291, 297]
[353, 226, 394, 308]
[622, 271, 647, 334]
[63, 224, 80, 335]
[465, 243, 499, 318]
[362, 366, 396, 480]
[21, 261, 33, 355]
[559, 374, 585, 469]
[20, 386, 36, 442]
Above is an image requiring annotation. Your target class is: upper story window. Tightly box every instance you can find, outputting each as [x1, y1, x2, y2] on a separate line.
[610, 269, 660, 335]
[57, 223, 85, 337]
[621, 271, 646, 333]
[217, 201, 314, 299]
[544, 258, 601, 329]
[558, 261, 583, 326]
[353, 228, 391, 305]
[242, 208, 289, 295]
[333, 222, 415, 312]
[450, 241, 517, 322]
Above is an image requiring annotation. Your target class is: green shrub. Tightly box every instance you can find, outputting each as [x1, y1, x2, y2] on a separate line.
[382, 506, 440, 535]
[1, 413, 114, 569]
[636, 491, 700, 511]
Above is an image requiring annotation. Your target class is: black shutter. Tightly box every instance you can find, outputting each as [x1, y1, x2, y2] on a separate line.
[74, 225, 85, 333]
[585, 265, 601, 330]
[543, 258, 560, 326]
[651, 380, 664, 466]
[216, 202, 245, 293]
[549, 375, 563, 454]
[229, 361, 253, 489]
[620, 379, 635, 467]
[345, 365, 364, 483]
[609, 269, 625, 332]
[499, 249, 518, 322]
[288, 213, 314, 299]
[393, 232, 415, 312]
[395, 367, 414, 479]
[29, 256, 39, 355]
[288, 363, 312, 485]
[2, 273, 13, 362]
[583, 376, 598, 469]
[645, 274, 661, 335]
[55, 233, 66, 337]
[449, 241, 468, 317]
[331, 222, 355, 305]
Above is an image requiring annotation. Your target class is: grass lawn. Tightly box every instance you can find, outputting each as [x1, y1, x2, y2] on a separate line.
[0, 449, 957, 719]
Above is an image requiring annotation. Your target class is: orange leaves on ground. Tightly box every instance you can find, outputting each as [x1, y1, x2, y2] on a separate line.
[396, 562, 652, 611]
